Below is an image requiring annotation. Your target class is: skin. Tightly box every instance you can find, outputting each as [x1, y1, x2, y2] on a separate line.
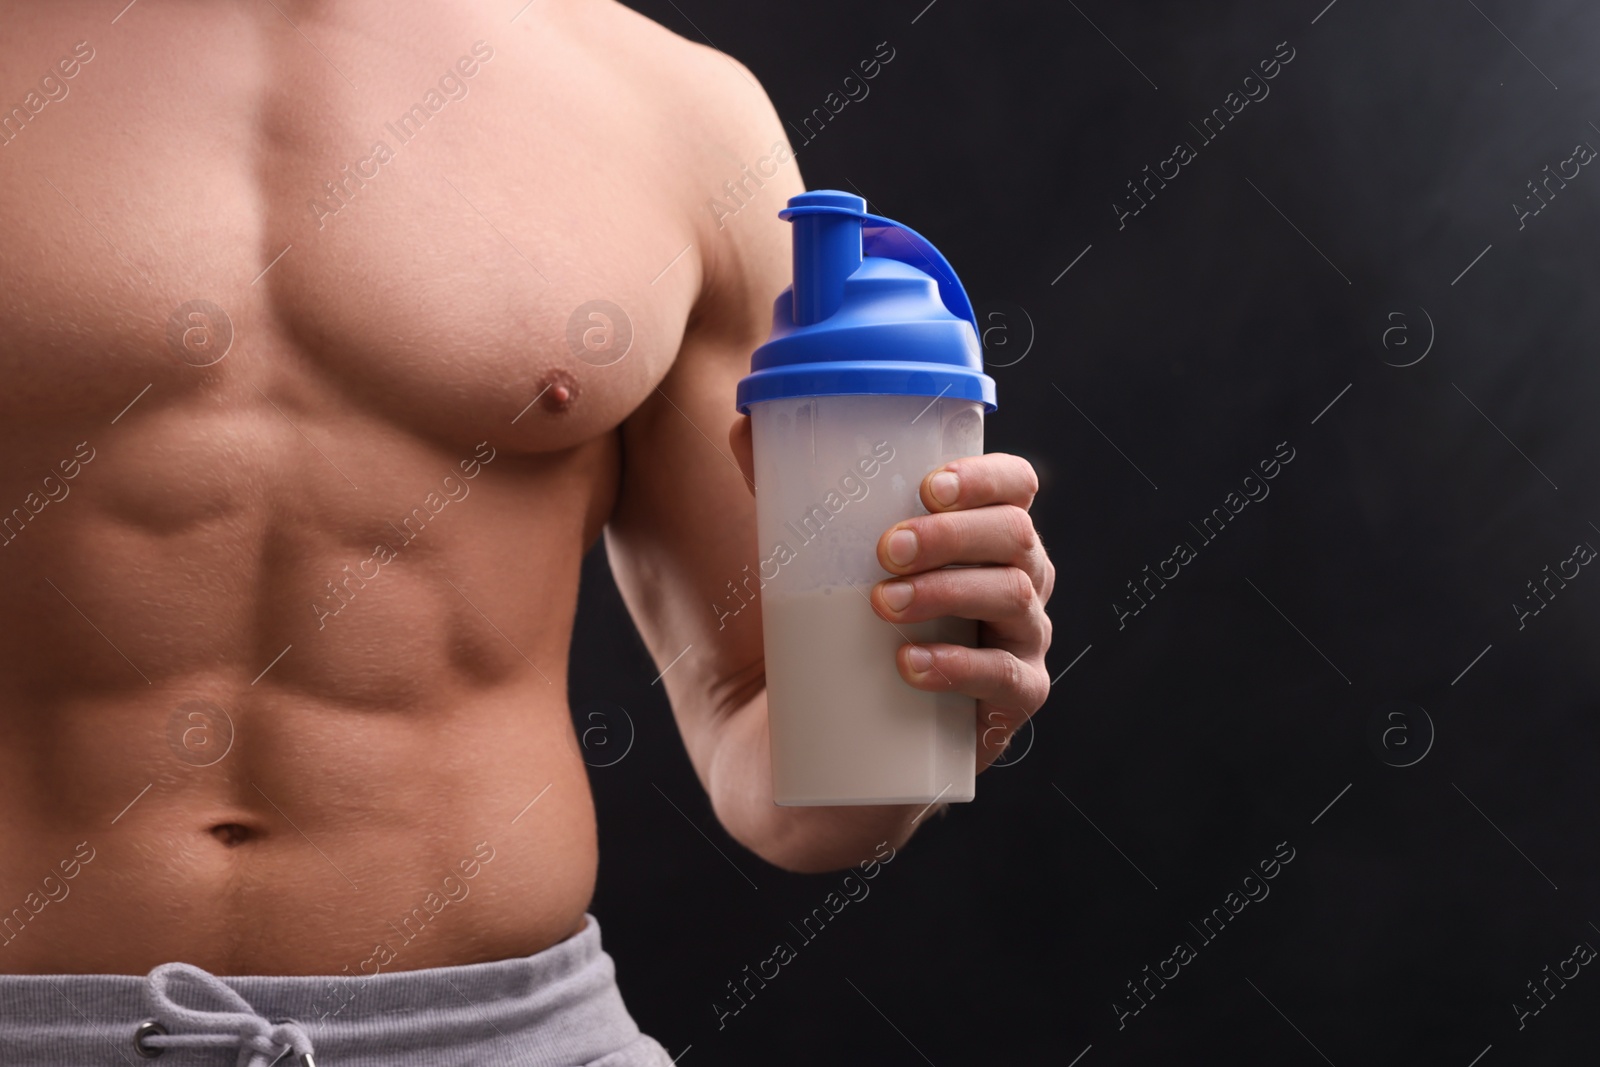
[0, 0, 1052, 978]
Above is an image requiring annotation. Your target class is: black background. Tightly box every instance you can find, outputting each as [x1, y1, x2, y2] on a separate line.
[571, 1, 1600, 1062]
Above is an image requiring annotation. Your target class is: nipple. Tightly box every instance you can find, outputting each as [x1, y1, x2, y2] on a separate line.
[534, 368, 579, 415]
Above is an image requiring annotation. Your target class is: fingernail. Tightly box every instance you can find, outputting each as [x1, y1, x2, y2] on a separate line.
[880, 581, 914, 612]
[887, 528, 918, 566]
[907, 645, 934, 674]
[929, 470, 959, 507]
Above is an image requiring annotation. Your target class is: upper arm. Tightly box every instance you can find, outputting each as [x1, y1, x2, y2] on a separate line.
[602, 45, 803, 790]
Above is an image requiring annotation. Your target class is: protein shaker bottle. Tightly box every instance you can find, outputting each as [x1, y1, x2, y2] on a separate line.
[736, 190, 998, 806]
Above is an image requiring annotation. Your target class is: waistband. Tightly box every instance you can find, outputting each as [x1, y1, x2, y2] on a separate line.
[0, 914, 648, 1067]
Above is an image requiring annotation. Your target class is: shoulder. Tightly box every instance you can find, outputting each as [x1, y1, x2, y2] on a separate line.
[547, 0, 804, 342]
[552, 0, 784, 133]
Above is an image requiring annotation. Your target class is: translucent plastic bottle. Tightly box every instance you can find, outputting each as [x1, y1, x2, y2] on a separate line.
[737, 191, 998, 806]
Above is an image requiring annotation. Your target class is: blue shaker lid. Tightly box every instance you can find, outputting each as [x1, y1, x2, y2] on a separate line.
[736, 190, 998, 414]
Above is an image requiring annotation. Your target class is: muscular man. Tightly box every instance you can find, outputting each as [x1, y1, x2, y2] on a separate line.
[0, 2, 1053, 1063]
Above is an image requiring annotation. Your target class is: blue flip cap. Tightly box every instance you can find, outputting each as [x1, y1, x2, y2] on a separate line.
[736, 190, 998, 414]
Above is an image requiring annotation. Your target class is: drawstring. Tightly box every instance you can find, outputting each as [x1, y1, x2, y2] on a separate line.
[136, 962, 317, 1066]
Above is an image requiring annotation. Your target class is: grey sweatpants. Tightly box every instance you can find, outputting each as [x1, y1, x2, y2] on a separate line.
[0, 913, 674, 1066]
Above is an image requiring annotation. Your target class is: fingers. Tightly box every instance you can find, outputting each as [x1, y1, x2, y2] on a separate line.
[898, 643, 1047, 772]
[887, 453, 1054, 602]
[896, 642, 1050, 715]
[920, 452, 1039, 514]
[877, 503, 1052, 598]
[883, 454, 1052, 770]
[872, 565, 1051, 654]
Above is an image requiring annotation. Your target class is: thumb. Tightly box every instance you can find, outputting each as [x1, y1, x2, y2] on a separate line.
[728, 415, 755, 496]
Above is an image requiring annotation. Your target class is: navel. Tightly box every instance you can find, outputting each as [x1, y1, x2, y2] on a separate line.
[209, 822, 256, 847]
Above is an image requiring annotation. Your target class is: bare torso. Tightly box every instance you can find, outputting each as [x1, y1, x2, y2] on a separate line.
[0, 0, 755, 975]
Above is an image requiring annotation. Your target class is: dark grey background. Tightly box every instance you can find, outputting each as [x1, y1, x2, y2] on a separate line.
[572, 1, 1600, 1062]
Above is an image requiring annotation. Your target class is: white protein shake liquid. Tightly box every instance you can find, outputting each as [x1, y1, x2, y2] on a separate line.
[764, 585, 977, 806]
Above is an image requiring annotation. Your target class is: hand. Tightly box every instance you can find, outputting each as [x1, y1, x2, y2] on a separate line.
[728, 418, 1054, 772]
[869, 454, 1054, 772]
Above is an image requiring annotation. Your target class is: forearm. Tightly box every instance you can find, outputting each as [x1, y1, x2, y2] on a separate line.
[705, 688, 937, 873]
